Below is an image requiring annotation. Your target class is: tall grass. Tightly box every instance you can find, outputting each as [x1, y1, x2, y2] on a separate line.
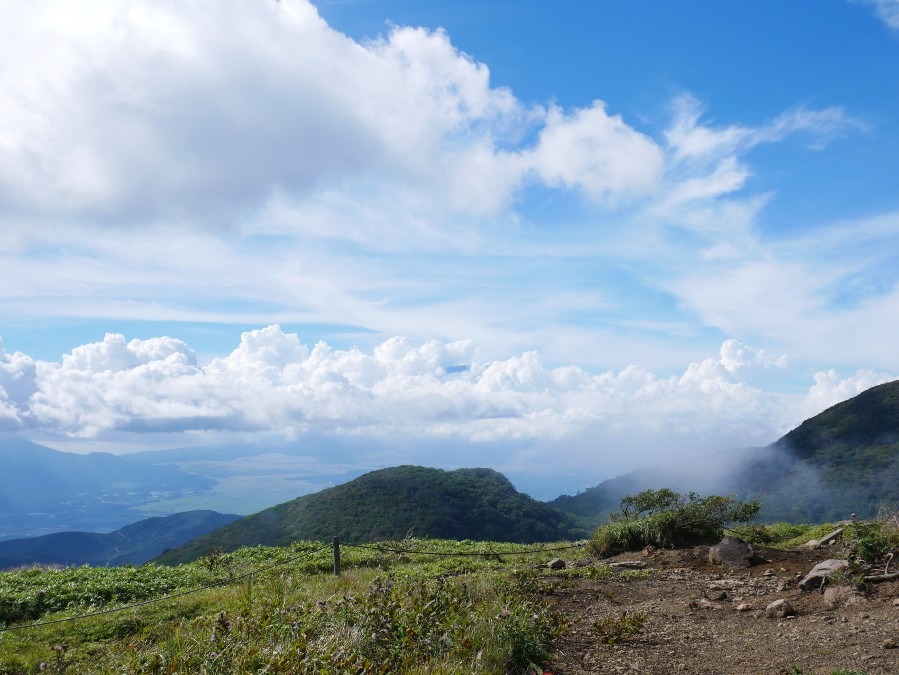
[0, 540, 569, 674]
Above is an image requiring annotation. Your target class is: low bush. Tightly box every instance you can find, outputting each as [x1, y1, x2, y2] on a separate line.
[588, 489, 760, 557]
[845, 506, 899, 563]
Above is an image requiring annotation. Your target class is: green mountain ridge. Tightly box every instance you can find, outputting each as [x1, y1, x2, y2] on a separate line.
[156, 466, 587, 565]
[0, 510, 241, 569]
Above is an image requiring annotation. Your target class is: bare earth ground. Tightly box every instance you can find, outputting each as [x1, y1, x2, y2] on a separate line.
[541, 546, 899, 675]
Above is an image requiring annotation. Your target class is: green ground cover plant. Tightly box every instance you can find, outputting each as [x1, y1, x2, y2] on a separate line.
[594, 611, 648, 646]
[734, 505, 899, 562]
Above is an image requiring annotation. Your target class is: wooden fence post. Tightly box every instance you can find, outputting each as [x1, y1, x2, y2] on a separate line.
[333, 536, 340, 576]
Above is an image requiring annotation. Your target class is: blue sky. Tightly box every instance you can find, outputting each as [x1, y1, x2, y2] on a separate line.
[1, 0, 898, 492]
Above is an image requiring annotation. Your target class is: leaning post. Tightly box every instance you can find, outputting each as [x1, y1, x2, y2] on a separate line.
[333, 536, 341, 576]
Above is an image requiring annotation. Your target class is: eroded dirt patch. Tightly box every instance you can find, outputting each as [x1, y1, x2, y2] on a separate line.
[542, 546, 899, 674]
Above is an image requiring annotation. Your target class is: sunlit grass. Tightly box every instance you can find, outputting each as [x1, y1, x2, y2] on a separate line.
[0, 539, 579, 673]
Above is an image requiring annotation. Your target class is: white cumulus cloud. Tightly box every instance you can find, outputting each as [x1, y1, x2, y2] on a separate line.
[11, 326, 893, 474]
[0, 339, 36, 428]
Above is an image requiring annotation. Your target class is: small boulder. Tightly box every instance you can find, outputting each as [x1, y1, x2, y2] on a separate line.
[708, 536, 755, 569]
[823, 585, 864, 609]
[798, 559, 849, 590]
[883, 639, 898, 650]
[765, 598, 795, 618]
[547, 558, 566, 570]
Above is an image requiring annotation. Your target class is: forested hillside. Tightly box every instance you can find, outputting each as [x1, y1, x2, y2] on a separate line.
[158, 466, 586, 564]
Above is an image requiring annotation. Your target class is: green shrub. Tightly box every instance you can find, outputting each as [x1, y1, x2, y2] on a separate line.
[588, 489, 760, 557]
[845, 511, 899, 564]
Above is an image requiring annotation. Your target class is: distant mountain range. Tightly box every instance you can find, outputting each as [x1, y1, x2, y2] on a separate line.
[156, 466, 587, 565]
[0, 437, 214, 540]
[0, 510, 240, 570]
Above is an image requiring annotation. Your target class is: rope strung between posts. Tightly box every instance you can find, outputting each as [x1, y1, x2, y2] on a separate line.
[0, 544, 331, 634]
[343, 541, 587, 557]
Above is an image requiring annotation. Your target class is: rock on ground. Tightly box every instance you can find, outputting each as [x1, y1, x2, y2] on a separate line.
[765, 598, 796, 618]
[544, 544, 899, 674]
[823, 585, 865, 609]
[708, 536, 755, 569]
[798, 559, 849, 590]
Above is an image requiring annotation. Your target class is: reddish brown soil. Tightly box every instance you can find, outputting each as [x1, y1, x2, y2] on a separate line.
[540, 546, 899, 675]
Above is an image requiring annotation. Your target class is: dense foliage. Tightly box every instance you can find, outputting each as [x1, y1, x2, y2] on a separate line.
[588, 488, 760, 556]
[158, 466, 586, 564]
[771, 379, 899, 520]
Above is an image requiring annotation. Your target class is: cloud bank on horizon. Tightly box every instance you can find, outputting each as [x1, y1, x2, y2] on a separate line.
[0, 326, 894, 474]
[1, 0, 898, 473]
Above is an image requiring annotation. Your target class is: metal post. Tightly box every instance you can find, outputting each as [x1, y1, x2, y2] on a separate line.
[333, 536, 340, 576]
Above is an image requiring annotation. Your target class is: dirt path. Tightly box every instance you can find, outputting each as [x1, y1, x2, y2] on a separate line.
[541, 546, 899, 675]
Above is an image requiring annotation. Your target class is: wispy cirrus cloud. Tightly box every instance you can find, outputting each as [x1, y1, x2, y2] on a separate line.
[854, 0, 899, 29]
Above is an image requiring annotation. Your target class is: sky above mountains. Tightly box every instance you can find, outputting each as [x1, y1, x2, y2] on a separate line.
[1, 1, 898, 485]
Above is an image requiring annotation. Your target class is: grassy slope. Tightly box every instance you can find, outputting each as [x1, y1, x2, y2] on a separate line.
[158, 466, 587, 565]
[0, 539, 579, 674]
[773, 379, 899, 517]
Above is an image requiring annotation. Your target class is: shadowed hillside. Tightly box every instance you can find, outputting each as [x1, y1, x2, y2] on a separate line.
[157, 466, 587, 564]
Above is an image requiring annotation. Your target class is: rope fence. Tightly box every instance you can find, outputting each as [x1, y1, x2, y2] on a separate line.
[343, 541, 586, 557]
[0, 538, 586, 634]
